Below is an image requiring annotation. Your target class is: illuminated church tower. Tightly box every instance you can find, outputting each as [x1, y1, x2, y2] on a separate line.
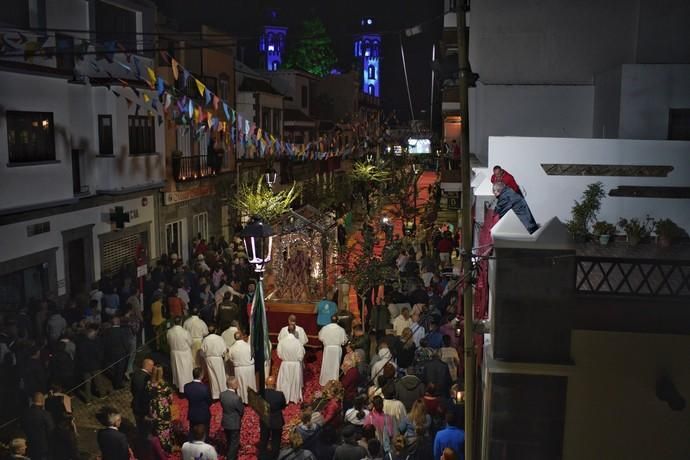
[354, 18, 381, 97]
[259, 9, 287, 71]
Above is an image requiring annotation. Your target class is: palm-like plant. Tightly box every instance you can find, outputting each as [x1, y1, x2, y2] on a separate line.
[232, 180, 302, 223]
[349, 161, 391, 183]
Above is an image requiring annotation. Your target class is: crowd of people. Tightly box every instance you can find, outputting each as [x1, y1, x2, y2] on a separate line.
[0, 189, 473, 460]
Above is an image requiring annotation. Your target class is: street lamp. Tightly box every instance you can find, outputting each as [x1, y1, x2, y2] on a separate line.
[264, 168, 278, 189]
[366, 154, 374, 163]
[241, 216, 274, 394]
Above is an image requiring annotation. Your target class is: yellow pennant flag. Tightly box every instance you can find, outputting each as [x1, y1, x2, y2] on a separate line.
[195, 79, 206, 97]
[270, 134, 276, 142]
[171, 59, 179, 80]
[194, 107, 200, 123]
[143, 93, 150, 103]
[146, 67, 156, 85]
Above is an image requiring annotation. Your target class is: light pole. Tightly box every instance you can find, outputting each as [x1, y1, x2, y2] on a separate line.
[241, 216, 274, 394]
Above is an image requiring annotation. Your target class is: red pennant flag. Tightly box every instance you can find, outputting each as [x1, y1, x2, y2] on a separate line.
[212, 95, 220, 111]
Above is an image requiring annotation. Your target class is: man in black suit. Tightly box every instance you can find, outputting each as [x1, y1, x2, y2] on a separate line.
[259, 376, 286, 459]
[130, 357, 154, 433]
[76, 325, 107, 402]
[102, 316, 133, 389]
[20, 393, 53, 460]
[219, 376, 244, 460]
[96, 407, 130, 460]
[423, 350, 453, 398]
[184, 367, 212, 437]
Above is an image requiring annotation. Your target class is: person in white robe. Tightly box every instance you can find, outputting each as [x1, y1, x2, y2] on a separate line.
[183, 310, 209, 364]
[392, 307, 412, 337]
[166, 317, 194, 392]
[200, 326, 228, 399]
[276, 331, 305, 403]
[214, 280, 243, 307]
[318, 316, 347, 386]
[277, 314, 309, 346]
[221, 320, 240, 349]
[371, 346, 397, 382]
[227, 332, 257, 403]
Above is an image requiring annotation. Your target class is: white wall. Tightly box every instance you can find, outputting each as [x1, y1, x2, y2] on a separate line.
[564, 330, 690, 460]
[618, 65, 690, 140]
[469, 84, 594, 164]
[0, 73, 75, 210]
[469, 0, 638, 84]
[0, 194, 157, 296]
[485, 136, 690, 232]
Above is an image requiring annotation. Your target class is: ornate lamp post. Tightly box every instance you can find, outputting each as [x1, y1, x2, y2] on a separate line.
[242, 216, 274, 393]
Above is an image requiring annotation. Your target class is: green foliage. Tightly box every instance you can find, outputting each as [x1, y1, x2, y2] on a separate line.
[284, 18, 338, 77]
[566, 182, 606, 240]
[349, 161, 391, 183]
[232, 180, 301, 223]
[617, 217, 654, 241]
[654, 218, 687, 241]
[592, 221, 616, 237]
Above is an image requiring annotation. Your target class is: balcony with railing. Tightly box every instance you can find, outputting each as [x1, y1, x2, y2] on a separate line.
[172, 153, 230, 182]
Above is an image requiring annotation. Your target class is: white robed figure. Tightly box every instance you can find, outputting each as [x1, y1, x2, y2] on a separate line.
[276, 331, 305, 403]
[201, 330, 228, 399]
[277, 314, 309, 346]
[318, 318, 347, 386]
[183, 313, 209, 364]
[166, 319, 194, 391]
[228, 333, 257, 403]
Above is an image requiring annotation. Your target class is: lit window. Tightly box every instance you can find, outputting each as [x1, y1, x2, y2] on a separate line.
[368, 65, 376, 80]
[268, 44, 275, 52]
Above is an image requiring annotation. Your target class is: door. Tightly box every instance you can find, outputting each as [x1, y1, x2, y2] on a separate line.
[67, 238, 86, 294]
[165, 220, 187, 262]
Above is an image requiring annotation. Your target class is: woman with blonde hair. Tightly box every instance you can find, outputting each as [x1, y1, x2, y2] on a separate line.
[145, 365, 174, 451]
[399, 398, 432, 445]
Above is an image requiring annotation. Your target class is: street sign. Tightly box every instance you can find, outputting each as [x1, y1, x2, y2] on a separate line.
[136, 264, 148, 278]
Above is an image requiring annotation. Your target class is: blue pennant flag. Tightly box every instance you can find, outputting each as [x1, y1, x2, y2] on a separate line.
[204, 88, 212, 106]
[182, 69, 191, 86]
[223, 102, 230, 120]
[132, 56, 142, 79]
[156, 77, 165, 96]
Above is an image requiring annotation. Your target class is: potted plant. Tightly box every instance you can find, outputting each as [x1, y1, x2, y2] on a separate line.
[654, 218, 687, 247]
[566, 182, 606, 242]
[618, 217, 654, 247]
[592, 221, 616, 245]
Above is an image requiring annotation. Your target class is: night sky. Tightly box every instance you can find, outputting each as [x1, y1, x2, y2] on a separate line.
[157, 0, 443, 123]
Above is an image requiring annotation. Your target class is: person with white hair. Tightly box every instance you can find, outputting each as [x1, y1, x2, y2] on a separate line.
[492, 181, 539, 233]
[276, 329, 306, 403]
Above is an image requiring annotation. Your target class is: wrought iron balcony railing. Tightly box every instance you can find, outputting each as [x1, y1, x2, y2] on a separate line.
[172, 155, 220, 182]
[576, 256, 690, 298]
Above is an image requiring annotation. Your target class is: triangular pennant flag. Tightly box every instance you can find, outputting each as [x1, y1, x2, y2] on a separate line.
[151, 100, 157, 110]
[222, 102, 230, 120]
[159, 50, 170, 64]
[143, 93, 150, 103]
[117, 61, 132, 73]
[131, 87, 140, 98]
[204, 88, 212, 106]
[146, 67, 156, 85]
[182, 69, 190, 86]
[195, 79, 206, 98]
[188, 100, 193, 118]
[156, 77, 165, 96]
[231, 109, 236, 124]
[117, 78, 129, 87]
[212, 95, 219, 110]
[171, 58, 179, 80]
[165, 94, 172, 110]
[112, 90, 121, 98]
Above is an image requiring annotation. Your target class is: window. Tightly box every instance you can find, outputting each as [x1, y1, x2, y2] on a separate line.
[368, 65, 376, 80]
[6, 111, 56, 164]
[0, 265, 49, 308]
[176, 126, 192, 156]
[55, 34, 75, 72]
[96, 0, 137, 51]
[368, 84, 375, 95]
[272, 61, 278, 71]
[98, 115, 113, 155]
[0, 1, 29, 28]
[301, 86, 308, 108]
[193, 212, 209, 241]
[668, 109, 690, 140]
[128, 115, 155, 154]
[218, 74, 229, 100]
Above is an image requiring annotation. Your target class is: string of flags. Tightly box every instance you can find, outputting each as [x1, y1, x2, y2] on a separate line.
[0, 29, 385, 161]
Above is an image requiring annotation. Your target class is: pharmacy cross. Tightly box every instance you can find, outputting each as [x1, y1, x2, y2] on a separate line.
[110, 206, 130, 229]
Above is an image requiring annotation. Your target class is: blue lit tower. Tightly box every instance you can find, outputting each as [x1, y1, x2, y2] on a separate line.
[354, 18, 381, 97]
[259, 10, 287, 71]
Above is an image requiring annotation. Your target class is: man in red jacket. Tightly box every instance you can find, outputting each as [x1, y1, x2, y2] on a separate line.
[491, 165, 523, 197]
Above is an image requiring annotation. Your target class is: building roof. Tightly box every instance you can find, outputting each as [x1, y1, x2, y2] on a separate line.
[238, 76, 283, 95]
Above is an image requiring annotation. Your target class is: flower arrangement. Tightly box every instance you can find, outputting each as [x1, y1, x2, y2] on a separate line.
[232, 179, 301, 223]
[618, 216, 654, 246]
[592, 220, 617, 245]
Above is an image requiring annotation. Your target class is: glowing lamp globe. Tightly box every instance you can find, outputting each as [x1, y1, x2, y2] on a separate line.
[264, 168, 278, 188]
[242, 216, 274, 273]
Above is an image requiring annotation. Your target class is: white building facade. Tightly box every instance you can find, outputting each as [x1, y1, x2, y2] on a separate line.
[0, 0, 164, 305]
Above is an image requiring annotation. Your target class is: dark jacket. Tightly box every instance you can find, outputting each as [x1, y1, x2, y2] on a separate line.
[97, 428, 130, 460]
[263, 388, 286, 430]
[75, 335, 104, 372]
[184, 380, 212, 424]
[395, 375, 426, 412]
[21, 357, 48, 397]
[102, 326, 132, 361]
[332, 442, 367, 460]
[422, 358, 452, 397]
[219, 388, 244, 430]
[49, 350, 75, 388]
[130, 368, 151, 416]
[21, 405, 54, 459]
